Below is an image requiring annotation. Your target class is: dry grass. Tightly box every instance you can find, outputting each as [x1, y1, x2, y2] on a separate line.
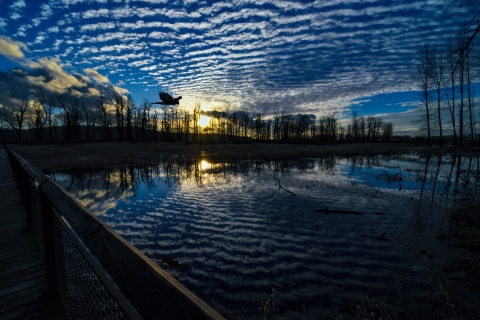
[332, 294, 398, 320]
[7, 142, 480, 173]
[451, 195, 480, 250]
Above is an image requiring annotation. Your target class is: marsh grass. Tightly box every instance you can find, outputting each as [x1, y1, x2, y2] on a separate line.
[449, 193, 480, 280]
[451, 197, 480, 246]
[332, 294, 398, 320]
[258, 289, 277, 320]
[436, 285, 463, 320]
[8, 142, 480, 173]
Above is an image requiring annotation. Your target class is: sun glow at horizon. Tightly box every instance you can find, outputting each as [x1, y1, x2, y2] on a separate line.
[200, 160, 210, 170]
[198, 115, 211, 128]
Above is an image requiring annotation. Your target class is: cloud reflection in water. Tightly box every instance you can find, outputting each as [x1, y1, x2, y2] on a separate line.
[49, 155, 477, 318]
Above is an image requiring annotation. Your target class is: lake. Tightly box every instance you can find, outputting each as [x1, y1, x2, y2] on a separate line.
[49, 154, 479, 319]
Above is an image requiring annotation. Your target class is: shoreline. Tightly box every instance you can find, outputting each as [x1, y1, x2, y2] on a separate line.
[8, 142, 480, 172]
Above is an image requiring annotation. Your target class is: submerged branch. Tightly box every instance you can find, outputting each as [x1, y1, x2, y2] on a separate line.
[314, 208, 384, 216]
[269, 174, 296, 197]
[155, 256, 188, 271]
[361, 232, 392, 241]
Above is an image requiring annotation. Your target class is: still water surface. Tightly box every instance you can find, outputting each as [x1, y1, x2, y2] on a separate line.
[50, 154, 479, 319]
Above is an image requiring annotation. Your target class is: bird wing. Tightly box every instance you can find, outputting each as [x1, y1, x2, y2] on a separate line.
[159, 91, 173, 102]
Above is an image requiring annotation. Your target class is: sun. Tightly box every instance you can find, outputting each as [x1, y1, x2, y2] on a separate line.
[198, 115, 211, 128]
[200, 160, 210, 170]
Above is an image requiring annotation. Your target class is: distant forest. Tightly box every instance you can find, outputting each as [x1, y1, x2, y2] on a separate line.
[0, 87, 393, 144]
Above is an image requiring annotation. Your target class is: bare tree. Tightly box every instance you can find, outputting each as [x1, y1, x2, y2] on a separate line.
[382, 122, 394, 142]
[458, 33, 467, 146]
[96, 93, 109, 141]
[431, 44, 446, 145]
[113, 93, 125, 141]
[466, 44, 475, 145]
[449, 0, 480, 60]
[125, 94, 134, 142]
[1, 98, 29, 140]
[81, 101, 96, 142]
[445, 36, 458, 146]
[417, 44, 433, 146]
[31, 87, 49, 141]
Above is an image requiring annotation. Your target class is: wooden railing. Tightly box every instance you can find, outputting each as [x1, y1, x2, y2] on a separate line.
[5, 146, 224, 320]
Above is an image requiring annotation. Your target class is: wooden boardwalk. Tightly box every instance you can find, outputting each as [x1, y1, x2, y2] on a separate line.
[0, 148, 68, 319]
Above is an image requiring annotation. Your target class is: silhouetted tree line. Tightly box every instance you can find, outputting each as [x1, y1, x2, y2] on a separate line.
[339, 111, 393, 142]
[1, 87, 393, 143]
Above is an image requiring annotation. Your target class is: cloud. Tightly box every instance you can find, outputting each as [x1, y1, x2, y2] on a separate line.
[47, 26, 60, 33]
[0, 36, 28, 60]
[25, 58, 86, 93]
[80, 22, 116, 32]
[9, 0, 26, 10]
[0, 60, 128, 110]
[10, 12, 23, 20]
[0, 18, 7, 30]
[84, 68, 110, 83]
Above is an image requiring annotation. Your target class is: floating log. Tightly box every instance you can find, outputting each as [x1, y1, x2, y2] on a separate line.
[361, 232, 392, 241]
[314, 208, 384, 216]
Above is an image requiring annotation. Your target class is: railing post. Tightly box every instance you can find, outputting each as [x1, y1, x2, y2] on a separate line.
[18, 164, 25, 203]
[23, 171, 33, 230]
[39, 184, 59, 297]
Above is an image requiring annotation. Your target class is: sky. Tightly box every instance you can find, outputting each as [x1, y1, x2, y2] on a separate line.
[0, 0, 473, 134]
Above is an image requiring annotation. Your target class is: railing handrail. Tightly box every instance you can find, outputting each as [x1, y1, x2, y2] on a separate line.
[5, 145, 224, 320]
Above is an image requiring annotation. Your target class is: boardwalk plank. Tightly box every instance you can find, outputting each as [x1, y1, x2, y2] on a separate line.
[0, 284, 45, 312]
[0, 261, 43, 280]
[0, 263, 44, 287]
[0, 252, 43, 273]
[0, 223, 27, 234]
[0, 216, 25, 224]
[0, 246, 40, 261]
[0, 208, 24, 216]
[0, 238, 35, 250]
[0, 149, 68, 319]
[0, 270, 45, 291]
[0, 277, 44, 298]
[0, 232, 36, 242]
[1, 295, 68, 320]
[0, 289, 45, 314]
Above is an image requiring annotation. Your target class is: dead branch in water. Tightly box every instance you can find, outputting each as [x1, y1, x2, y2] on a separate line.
[269, 174, 296, 198]
[155, 256, 188, 271]
[314, 208, 384, 215]
[361, 232, 392, 241]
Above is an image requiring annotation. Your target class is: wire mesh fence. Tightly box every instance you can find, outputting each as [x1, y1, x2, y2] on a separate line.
[52, 209, 135, 320]
[29, 179, 43, 252]
[5, 147, 141, 320]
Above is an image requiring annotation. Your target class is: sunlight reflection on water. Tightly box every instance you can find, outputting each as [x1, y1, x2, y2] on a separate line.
[50, 154, 479, 319]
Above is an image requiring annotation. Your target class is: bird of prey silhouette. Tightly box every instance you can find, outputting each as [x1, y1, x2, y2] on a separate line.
[151, 91, 182, 105]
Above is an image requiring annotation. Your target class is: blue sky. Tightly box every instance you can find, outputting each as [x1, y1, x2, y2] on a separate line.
[0, 0, 471, 133]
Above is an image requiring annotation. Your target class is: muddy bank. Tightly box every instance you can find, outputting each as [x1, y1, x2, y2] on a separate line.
[8, 142, 480, 172]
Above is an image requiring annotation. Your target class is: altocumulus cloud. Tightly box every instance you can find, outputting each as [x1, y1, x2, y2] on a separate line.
[0, 36, 128, 107]
[0, 35, 28, 59]
[0, 0, 473, 119]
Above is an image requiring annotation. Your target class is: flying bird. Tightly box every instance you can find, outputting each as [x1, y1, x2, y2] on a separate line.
[151, 91, 182, 105]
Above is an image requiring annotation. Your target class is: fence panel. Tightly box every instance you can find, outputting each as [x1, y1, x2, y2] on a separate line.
[29, 179, 43, 252]
[52, 208, 141, 320]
